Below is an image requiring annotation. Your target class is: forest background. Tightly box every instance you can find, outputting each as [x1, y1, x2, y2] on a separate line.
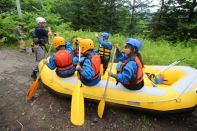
[0, 0, 196, 67]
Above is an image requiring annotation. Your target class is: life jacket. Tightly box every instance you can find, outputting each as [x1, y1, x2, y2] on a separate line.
[80, 54, 101, 80]
[99, 45, 111, 58]
[54, 50, 73, 71]
[120, 55, 144, 89]
[32, 27, 48, 46]
[74, 47, 82, 57]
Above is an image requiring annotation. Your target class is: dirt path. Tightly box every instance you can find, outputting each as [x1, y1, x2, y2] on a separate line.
[0, 49, 196, 131]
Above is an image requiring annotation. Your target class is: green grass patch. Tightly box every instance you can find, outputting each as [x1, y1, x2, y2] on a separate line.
[2, 31, 197, 68]
[0, 42, 18, 50]
[141, 38, 197, 68]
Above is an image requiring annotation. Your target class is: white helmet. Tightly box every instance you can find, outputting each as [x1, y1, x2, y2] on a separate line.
[36, 17, 46, 23]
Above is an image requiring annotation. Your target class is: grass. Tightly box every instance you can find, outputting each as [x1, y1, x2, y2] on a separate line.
[0, 42, 19, 50]
[1, 31, 197, 68]
[138, 115, 153, 131]
[141, 38, 197, 68]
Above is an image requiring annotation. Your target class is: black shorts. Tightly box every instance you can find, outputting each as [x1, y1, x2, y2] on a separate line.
[123, 80, 144, 90]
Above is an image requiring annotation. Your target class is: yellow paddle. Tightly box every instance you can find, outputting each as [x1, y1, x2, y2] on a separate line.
[98, 48, 117, 118]
[26, 30, 53, 100]
[71, 46, 84, 126]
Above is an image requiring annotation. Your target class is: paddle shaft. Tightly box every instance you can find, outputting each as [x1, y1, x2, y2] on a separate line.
[102, 48, 117, 99]
[79, 46, 81, 63]
[155, 58, 185, 76]
[70, 45, 84, 125]
[77, 46, 81, 83]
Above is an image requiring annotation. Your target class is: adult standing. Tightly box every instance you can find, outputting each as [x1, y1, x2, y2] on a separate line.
[31, 17, 51, 79]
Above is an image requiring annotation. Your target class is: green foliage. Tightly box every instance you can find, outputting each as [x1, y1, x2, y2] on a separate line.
[0, 0, 14, 13]
[0, 12, 18, 43]
[140, 37, 197, 68]
[176, 22, 197, 41]
[53, 0, 130, 33]
[0, 5, 72, 44]
[1, 0, 196, 43]
[150, 0, 197, 41]
[0, 0, 196, 69]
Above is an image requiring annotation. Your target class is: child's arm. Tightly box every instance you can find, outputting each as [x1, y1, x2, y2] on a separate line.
[65, 41, 74, 58]
[109, 61, 137, 83]
[115, 44, 127, 61]
[97, 37, 112, 50]
[78, 59, 95, 80]
[46, 55, 56, 70]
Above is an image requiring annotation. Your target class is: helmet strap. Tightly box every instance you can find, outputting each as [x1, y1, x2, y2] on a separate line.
[56, 45, 65, 51]
[102, 37, 107, 41]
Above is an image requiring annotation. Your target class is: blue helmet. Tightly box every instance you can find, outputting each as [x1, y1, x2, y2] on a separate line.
[126, 38, 142, 52]
[101, 32, 109, 40]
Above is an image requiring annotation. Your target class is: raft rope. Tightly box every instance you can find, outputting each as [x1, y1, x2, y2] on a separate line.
[49, 75, 197, 104]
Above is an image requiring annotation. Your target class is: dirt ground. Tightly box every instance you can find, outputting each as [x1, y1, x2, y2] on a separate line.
[0, 49, 197, 131]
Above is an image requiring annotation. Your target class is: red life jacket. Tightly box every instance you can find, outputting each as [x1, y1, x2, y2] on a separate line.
[80, 54, 101, 80]
[54, 50, 73, 71]
[120, 55, 143, 88]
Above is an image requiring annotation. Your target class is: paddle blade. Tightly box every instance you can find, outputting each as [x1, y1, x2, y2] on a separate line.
[71, 80, 84, 126]
[26, 80, 39, 100]
[98, 99, 105, 118]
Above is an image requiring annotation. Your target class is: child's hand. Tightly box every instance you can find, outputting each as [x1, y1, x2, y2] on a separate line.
[48, 31, 52, 36]
[95, 33, 98, 38]
[114, 44, 119, 49]
[48, 27, 52, 36]
[76, 63, 81, 70]
[43, 59, 48, 64]
[108, 71, 113, 77]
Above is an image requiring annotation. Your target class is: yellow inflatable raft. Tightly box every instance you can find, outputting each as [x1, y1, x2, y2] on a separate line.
[39, 61, 197, 113]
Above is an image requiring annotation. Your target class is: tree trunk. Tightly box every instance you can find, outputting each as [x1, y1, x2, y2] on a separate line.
[16, 0, 22, 18]
[131, 0, 136, 19]
[188, 0, 196, 22]
[159, 0, 164, 23]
